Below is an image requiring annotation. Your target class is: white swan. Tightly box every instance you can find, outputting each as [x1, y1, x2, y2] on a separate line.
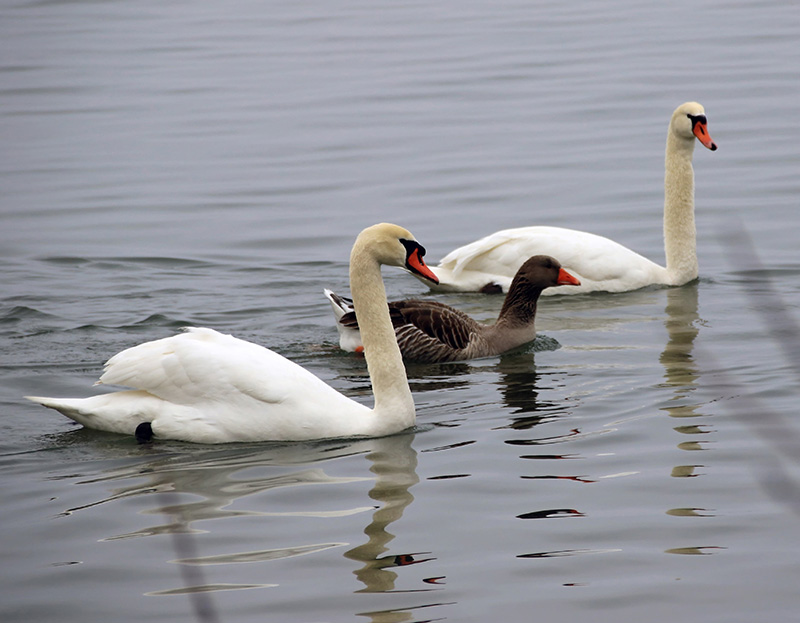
[26, 223, 440, 443]
[419, 102, 717, 295]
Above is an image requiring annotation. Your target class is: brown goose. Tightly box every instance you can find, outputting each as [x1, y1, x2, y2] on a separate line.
[325, 255, 580, 363]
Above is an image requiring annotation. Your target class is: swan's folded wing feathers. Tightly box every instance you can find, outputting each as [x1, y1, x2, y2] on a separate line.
[98, 332, 194, 392]
[439, 230, 518, 276]
[98, 327, 330, 408]
[444, 228, 576, 277]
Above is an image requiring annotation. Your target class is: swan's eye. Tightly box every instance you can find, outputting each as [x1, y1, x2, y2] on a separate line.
[687, 113, 707, 126]
[400, 238, 426, 258]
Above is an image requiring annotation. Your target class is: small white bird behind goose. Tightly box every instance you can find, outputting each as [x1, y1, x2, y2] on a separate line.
[417, 102, 717, 294]
[26, 223, 439, 443]
[326, 255, 580, 363]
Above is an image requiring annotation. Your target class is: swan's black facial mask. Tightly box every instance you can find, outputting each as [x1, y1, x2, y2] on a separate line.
[399, 239, 439, 284]
[687, 114, 718, 151]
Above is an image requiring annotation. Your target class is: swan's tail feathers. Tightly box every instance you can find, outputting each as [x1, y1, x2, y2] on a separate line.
[26, 395, 87, 418]
[322, 289, 364, 353]
[25, 392, 152, 436]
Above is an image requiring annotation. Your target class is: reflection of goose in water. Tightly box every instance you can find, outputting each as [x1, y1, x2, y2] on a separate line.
[486, 291, 664, 431]
[491, 352, 569, 429]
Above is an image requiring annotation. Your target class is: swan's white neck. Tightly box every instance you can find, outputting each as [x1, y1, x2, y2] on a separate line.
[663, 129, 698, 285]
[349, 240, 415, 431]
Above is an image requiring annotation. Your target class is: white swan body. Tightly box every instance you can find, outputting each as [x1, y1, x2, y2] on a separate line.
[422, 102, 717, 295]
[27, 223, 439, 443]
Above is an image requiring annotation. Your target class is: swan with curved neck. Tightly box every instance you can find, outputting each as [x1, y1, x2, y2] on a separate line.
[420, 102, 717, 294]
[26, 223, 439, 443]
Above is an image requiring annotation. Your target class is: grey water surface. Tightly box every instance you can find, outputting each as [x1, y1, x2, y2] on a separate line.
[2, 1, 800, 622]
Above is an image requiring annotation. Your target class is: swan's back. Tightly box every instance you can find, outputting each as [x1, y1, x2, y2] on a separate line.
[99, 328, 315, 407]
[434, 226, 666, 294]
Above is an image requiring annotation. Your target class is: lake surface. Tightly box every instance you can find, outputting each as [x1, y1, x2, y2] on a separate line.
[2, 1, 799, 621]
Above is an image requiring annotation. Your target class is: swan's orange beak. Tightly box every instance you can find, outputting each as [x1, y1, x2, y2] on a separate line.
[557, 268, 581, 286]
[407, 246, 439, 284]
[692, 120, 717, 151]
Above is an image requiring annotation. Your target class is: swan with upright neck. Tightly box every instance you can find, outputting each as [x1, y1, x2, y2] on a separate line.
[326, 255, 580, 363]
[26, 223, 439, 443]
[418, 102, 717, 294]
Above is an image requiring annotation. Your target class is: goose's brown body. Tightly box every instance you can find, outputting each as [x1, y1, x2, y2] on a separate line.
[328, 255, 579, 363]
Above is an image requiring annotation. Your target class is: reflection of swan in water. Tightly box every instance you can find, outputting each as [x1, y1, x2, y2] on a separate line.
[57, 434, 438, 601]
[344, 433, 434, 593]
[660, 282, 702, 417]
[659, 283, 717, 523]
[56, 443, 375, 602]
[659, 284, 714, 454]
[61, 443, 376, 539]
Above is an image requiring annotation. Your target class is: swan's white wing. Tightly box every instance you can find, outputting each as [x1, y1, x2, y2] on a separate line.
[90, 327, 375, 442]
[438, 228, 528, 277]
[99, 327, 343, 408]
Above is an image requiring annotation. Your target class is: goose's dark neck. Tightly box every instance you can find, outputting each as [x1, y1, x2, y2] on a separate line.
[496, 281, 543, 327]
